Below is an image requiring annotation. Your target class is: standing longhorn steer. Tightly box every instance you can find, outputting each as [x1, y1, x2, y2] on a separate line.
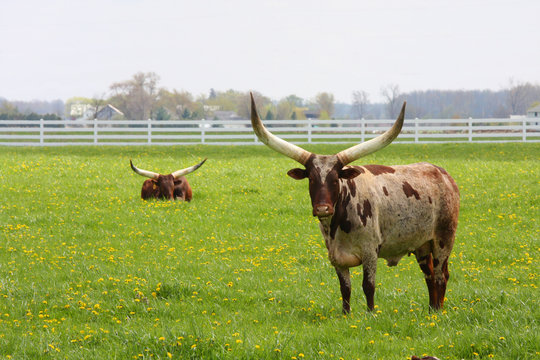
[130, 159, 206, 201]
[250, 93, 459, 313]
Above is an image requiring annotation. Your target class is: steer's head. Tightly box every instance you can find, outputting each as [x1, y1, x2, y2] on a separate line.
[250, 93, 405, 218]
[287, 155, 363, 217]
[130, 158, 206, 200]
[153, 173, 176, 199]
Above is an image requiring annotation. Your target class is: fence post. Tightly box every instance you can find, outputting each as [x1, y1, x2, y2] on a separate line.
[468, 118, 473, 142]
[415, 118, 419, 143]
[361, 118, 365, 142]
[147, 118, 152, 144]
[308, 118, 312, 143]
[522, 118, 527, 142]
[201, 119, 205, 144]
[40, 118, 44, 145]
[93, 118, 98, 144]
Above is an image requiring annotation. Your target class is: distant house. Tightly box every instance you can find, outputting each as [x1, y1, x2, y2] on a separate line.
[204, 105, 221, 113]
[303, 110, 320, 119]
[70, 103, 93, 119]
[212, 110, 244, 120]
[527, 104, 540, 118]
[69, 103, 124, 120]
[210, 110, 245, 129]
[96, 104, 124, 120]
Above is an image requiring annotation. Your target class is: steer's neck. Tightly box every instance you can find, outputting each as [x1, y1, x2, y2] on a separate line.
[318, 215, 333, 235]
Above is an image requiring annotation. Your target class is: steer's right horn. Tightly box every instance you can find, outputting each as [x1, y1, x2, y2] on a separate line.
[130, 160, 160, 179]
[336, 102, 406, 165]
[171, 158, 207, 178]
[250, 92, 312, 165]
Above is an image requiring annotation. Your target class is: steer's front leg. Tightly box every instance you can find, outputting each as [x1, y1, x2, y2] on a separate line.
[335, 267, 351, 314]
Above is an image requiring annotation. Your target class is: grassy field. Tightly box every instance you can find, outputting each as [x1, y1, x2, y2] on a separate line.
[0, 143, 538, 359]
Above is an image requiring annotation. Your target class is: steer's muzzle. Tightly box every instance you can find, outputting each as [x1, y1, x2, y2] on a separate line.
[313, 204, 334, 217]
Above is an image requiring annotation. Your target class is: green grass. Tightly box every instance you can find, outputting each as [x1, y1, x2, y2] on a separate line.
[0, 143, 538, 359]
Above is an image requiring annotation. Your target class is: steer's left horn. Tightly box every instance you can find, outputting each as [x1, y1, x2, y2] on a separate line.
[130, 160, 160, 179]
[250, 92, 311, 165]
[336, 102, 406, 165]
[171, 158, 207, 178]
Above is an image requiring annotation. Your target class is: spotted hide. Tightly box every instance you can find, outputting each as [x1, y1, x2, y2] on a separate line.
[250, 93, 459, 313]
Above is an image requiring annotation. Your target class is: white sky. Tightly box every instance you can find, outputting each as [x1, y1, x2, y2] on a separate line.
[1, 0, 539, 103]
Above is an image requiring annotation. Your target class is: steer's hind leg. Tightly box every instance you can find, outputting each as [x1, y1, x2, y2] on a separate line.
[414, 242, 438, 309]
[335, 267, 351, 314]
[432, 214, 457, 310]
[361, 254, 377, 311]
[431, 246, 452, 310]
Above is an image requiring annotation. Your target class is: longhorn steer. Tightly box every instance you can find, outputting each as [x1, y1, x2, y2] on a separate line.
[130, 159, 206, 201]
[250, 93, 459, 313]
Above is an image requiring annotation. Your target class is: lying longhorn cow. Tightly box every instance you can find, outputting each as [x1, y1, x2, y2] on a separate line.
[250, 93, 459, 313]
[130, 158, 206, 201]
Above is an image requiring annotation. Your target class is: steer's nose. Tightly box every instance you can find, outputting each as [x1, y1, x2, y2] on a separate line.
[313, 204, 334, 217]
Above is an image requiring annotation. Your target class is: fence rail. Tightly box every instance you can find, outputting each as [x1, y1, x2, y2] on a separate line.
[1, 118, 539, 146]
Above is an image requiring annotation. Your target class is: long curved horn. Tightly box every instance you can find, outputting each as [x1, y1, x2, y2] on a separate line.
[336, 102, 406, 165]
[171, 158, 207, 178]
[130, 160, 160, 179]
[250, 92, 311, 165]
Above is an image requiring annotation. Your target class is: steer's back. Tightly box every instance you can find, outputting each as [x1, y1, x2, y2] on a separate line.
[340, 162, 459, 266]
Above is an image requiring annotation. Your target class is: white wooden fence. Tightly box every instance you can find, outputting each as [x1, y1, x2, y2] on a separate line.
[0, 118, 538, 146]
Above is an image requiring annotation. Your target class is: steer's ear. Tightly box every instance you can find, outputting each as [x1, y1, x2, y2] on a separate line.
[339, 167, 363, 179]
[287, 168, 307, 180]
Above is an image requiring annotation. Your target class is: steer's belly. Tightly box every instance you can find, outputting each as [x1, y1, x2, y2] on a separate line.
[378, 233, 432, 266]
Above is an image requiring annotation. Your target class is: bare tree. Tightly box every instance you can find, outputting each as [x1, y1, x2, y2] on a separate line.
[506, 79, 538, 115]
[275, 95, 304, 120]
[315, 92, 335, 118]
[109, 72, 161, 119]
[237, 91, 271, 119]
[131, 72, 160, 119]
[381, 84, 401, 119]
[157, 89, 195, 119]
[89, 93, 107, 119]
[351, 90, 370, 119]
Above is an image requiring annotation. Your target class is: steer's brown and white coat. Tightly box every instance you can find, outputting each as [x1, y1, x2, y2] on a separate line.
[250, 93, 459, 313]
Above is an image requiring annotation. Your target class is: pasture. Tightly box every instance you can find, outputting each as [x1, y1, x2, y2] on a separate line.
[0, 143, 538, 359]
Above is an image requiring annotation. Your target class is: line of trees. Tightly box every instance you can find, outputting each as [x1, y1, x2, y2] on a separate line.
[1, 73, 539, 120]
[0, 101, 61, 120]
[376, 81, 540, 119]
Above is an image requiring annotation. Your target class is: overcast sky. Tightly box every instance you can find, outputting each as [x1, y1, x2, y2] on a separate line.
[1, 0, 539, 103]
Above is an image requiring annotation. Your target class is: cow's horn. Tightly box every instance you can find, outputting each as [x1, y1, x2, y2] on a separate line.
[130, 160, 160, 179]
[336, 102, 406, 165]
[250, 92, 311, 165]
[171, 158, 207, 178]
